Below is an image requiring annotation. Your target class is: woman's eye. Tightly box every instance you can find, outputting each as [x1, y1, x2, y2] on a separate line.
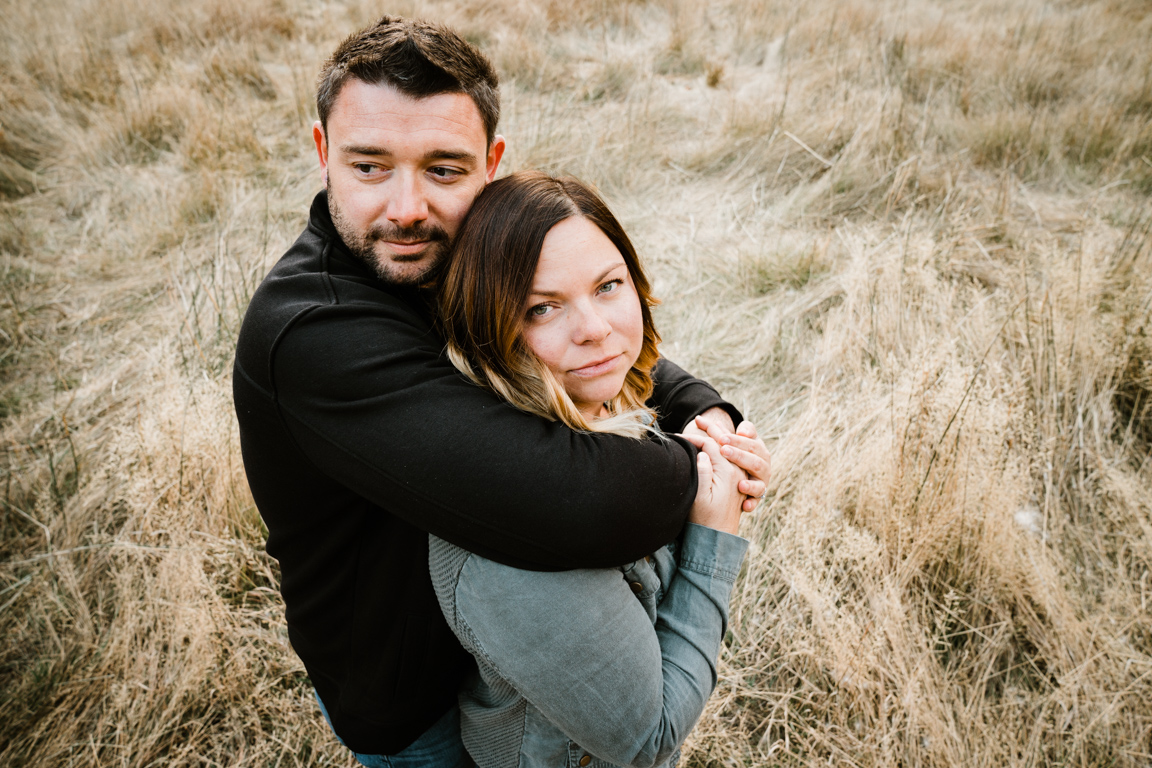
[598, 279, 623, 294]
[528, 304, 553, 318]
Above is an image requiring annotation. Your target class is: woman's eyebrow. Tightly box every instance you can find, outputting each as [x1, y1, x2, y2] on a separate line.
[593, 262, 627, 283]
[529, 262, 627, 297]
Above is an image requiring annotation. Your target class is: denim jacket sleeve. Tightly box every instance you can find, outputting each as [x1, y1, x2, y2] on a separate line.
[448, 523, 748, 768]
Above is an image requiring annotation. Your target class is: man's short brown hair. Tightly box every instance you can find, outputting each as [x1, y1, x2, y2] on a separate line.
[316, 16, 500, 144]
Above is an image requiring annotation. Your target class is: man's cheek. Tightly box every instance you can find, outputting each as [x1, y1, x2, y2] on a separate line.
[442, 204, 473, 237]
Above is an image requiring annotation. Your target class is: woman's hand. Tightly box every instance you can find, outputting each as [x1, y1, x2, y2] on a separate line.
[685, 436, 746, 535]
[684, 416, 771, 512]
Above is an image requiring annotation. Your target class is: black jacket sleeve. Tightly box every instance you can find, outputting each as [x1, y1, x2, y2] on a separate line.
[271, 302, 701, 570]
[650, 358, 743, 433]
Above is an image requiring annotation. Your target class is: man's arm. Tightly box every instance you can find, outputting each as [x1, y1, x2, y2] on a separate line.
[649, 358, 742, 434]
[271, 304, 697, 571]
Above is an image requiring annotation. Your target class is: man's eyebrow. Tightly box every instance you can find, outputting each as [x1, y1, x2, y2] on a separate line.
[424, 149, 477, 164]
[341, 144, 392, 157]
[530, 262, 626, 297]
[337, 146, 478, 165]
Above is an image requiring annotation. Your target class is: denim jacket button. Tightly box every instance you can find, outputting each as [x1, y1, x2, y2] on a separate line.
[579, 755, 591, 766]
[629, 581, 644, 594]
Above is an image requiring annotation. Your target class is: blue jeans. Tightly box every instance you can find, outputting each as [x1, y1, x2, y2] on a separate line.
[315, 692, 473, 768]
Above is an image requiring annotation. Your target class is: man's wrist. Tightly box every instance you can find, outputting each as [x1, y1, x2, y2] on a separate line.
[696, 406, 736, 434]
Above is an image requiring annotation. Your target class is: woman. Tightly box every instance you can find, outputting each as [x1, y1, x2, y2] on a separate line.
[432, 171, 765, 768]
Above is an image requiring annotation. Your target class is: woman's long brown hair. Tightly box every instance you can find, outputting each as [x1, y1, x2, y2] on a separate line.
[438, 171, 661, 438]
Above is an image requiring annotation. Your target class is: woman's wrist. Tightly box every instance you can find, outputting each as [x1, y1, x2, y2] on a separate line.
[680, 523, 749, 583]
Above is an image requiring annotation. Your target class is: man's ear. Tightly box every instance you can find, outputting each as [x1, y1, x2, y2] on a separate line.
[485, 135, 506, 183]
[313, 121, 328, 186]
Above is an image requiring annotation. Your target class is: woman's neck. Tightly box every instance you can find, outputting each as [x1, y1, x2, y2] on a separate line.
[575, 401, 610, 421]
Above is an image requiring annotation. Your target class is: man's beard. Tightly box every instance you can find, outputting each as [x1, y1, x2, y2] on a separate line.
[327, 182, 450, 287]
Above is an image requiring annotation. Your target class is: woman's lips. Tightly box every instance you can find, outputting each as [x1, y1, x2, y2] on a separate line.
[569, 354, 623, 378]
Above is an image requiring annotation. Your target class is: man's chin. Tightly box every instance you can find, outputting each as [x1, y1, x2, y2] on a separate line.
[369, 247, 444, 286]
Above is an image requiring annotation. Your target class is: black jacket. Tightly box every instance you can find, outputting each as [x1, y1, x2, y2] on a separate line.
[232, 191, 741, 754]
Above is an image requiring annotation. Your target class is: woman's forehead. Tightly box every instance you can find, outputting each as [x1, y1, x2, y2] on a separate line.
[531, 218, 626, 292]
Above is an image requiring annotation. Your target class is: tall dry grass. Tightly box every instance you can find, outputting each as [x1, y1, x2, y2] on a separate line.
[1, 0, 1150, 765]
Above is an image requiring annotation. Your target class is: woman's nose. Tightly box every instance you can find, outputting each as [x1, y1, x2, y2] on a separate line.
[573, 305, 611, 344]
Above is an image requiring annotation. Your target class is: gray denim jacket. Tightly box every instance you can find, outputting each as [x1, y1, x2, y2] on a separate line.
[429, 523, 749, 768]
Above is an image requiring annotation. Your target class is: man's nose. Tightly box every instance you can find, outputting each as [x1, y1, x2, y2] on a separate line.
[386, 174, 429, 228]
[573, 303, 612, 344]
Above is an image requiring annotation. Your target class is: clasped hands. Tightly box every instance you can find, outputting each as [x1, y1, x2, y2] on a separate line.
[680, 407, 771, 514]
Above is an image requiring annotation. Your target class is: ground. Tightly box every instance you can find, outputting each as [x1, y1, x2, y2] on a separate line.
[2, 0, 1151, 765]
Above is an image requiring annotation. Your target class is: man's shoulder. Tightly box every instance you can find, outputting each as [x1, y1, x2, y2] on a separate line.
[234, 223, 334, 387]
[234, 220, 434, 396]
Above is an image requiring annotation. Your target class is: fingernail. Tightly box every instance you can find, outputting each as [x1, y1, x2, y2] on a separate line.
[721, 446, 733, 456]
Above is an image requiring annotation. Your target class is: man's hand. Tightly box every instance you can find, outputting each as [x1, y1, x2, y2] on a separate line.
[681, 414, 771, 512]
[691, 406, 735, 434]
[679, 406, 734, 444]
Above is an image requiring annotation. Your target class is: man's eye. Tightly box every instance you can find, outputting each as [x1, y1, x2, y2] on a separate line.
[429, 166, 461, 179]
[353, 163, 376, 174]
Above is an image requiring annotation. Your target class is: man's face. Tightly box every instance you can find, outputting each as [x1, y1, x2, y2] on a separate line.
[313, 80, 505, 285]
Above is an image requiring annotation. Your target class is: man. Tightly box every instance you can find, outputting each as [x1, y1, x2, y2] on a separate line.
[233, 16, 769, 768]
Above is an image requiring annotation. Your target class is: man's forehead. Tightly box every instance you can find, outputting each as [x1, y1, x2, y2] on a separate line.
[329, 80, 486, 142]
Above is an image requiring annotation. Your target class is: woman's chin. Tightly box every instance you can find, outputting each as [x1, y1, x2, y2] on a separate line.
[567, 380, 628, 417]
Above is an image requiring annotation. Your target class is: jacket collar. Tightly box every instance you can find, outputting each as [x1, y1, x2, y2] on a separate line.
[308, 189, 341, 244]
[307, 189, 436, 313]
[307, 189, 372, 277]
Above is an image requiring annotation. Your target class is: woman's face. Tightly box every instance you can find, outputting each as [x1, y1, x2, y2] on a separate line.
[523, 216, 644, 419]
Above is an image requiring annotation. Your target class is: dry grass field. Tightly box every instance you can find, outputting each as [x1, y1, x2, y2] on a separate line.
[2, 0, 1152, 765]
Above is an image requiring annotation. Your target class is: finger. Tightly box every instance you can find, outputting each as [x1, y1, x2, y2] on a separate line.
[738, 479, 766, 498]
[691, 414, 717, 436]
[680, 433, 728, 464]
[695, 407, 736, 434]
[742, 497, 760, 512]
[696, 434, 725, 465]
[696, 450, 714, 485]
[695, 415, 734, 444]
[736, 420, 758, 439]
[716, 432, 769, 456]
[680, 422, 708, 439]
[719, 444, 770, 481]
[679, 432, 706, 448]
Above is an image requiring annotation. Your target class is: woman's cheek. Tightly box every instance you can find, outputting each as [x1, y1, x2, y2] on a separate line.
[525, 324, 567, 376]
[620, 294, 645, 362]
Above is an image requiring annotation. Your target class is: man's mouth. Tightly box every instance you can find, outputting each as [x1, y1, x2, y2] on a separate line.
[366, 223, 448, 260]
[382, 240, 432, 257]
